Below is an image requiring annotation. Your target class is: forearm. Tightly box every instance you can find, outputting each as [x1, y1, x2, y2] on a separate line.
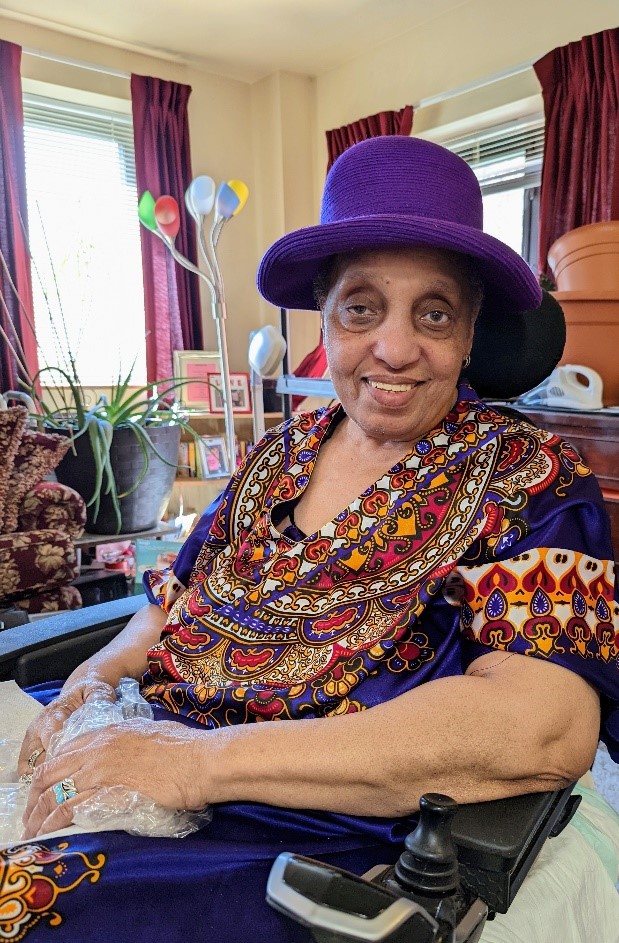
[205, 657, 600, 817]
[62, 603, 168, 691]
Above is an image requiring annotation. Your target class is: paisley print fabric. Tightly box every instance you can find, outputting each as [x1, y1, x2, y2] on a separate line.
[143, 384, 619, 755]
[0, 842, 105, 941]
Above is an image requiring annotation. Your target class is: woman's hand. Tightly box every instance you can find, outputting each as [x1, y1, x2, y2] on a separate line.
[21, 720, 209, 839]
[17, 677, 117, 779]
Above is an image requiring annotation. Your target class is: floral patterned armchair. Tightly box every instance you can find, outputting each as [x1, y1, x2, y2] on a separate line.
[0, 406, 86, 614]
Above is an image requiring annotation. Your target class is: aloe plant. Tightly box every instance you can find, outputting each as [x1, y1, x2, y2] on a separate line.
[0, 244, 205, 533]
[23, 362, 201, 532]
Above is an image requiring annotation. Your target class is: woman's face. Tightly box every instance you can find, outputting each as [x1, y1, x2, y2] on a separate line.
[321, 246, 478, 448]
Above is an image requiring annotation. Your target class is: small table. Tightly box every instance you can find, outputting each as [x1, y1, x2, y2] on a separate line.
[73, 522, 180, 607]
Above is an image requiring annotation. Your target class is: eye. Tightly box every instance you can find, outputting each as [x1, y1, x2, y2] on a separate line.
[347, 304, 371, 316]
[422, 309, 451, 326]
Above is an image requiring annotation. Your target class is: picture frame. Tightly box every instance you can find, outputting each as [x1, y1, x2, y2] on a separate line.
[197, 435, 229, 479]
[173, 350, 221, 409]
[209, 372, 252, 415]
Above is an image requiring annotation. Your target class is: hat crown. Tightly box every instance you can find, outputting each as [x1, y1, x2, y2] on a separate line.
[320, 136, 483, 231]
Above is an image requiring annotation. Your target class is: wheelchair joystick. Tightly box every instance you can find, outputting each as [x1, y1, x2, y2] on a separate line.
[393, 793, 459, 898]
[266, 792, 488, 943]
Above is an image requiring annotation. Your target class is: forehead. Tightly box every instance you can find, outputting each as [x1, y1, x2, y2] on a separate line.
[330, 246, 473, 288]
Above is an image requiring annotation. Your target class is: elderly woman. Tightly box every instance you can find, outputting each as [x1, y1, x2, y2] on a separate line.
[12, 137, 619, 941]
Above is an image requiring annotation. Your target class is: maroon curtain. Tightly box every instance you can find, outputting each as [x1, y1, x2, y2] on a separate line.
[0, 39, 39, 390]
[326, 104, 414, 171]
[534, 28, 619, 280]
[131, 74, 203, 383]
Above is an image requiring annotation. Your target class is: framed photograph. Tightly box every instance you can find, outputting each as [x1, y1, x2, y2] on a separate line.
[197, 435, 229, 479]
[209, 372, 252, 415]
[173, 350, 221, 409]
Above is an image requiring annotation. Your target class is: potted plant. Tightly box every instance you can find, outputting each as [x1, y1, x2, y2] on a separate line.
[35, 365, 195, 535]
[0, 256, 202, 535]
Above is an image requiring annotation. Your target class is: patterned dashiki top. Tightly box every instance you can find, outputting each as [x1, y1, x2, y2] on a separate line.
[143, 383, 619, 758]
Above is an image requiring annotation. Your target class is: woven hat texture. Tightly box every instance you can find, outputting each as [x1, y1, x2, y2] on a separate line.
[257, 136, 541, 319]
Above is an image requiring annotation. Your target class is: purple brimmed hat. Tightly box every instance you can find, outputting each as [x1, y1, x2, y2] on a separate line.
[257, 136, 541, 317]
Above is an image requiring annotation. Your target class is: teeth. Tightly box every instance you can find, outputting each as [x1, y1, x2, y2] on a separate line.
[368, 380, 416, 392]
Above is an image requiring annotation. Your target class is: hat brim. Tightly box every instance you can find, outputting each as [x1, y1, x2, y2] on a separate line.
[257, 215, 542, 317]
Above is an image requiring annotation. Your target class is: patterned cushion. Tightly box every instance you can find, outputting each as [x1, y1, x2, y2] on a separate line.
[18, 481, 86, 538]
[0, 406, 28, 532]
[3, 429, 72, 534]
[14, 584, 82, 613]
[0, 528, 80, 603]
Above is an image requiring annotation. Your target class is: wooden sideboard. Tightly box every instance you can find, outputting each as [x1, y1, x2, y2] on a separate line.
[519, 407, 619, 563]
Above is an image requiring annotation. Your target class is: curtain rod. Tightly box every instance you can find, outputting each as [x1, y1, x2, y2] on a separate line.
[22, 46, 130, 80]
[21, 45, 535, 104]
[414, 59, 535, 111]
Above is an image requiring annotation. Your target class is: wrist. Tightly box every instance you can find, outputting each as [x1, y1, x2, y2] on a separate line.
[197, 725, 253, 807]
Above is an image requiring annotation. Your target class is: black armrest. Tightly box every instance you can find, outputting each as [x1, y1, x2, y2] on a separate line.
[0, 595, 146, 686]
[452, 784, 581, 913]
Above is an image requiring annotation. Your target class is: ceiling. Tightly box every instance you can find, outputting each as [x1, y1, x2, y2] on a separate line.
[1, 0, 471, 82]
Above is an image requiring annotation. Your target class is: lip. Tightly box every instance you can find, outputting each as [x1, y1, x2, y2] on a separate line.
[364, 376, 427, 406]
[365, 377, 426, 390]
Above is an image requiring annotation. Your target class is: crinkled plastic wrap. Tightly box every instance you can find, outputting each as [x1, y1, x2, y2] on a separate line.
[0, 739, 28, 844]
[46, 678, 211, 838]
[72, 785, 210, 838]
[2, 680, 211, 843]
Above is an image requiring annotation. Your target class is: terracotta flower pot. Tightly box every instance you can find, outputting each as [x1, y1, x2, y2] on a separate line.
[548, 221, 619, 292]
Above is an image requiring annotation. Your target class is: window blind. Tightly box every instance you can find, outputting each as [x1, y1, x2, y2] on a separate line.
[22, 94, 146, 387]
[444, 118, 544, 192]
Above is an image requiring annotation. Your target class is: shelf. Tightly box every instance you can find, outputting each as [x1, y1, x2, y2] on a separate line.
[174, 475, 229, 484]
[75, 521, 178, 548]
[181, 411, 283, 419]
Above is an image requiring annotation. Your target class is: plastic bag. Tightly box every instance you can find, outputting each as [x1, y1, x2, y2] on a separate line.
[72, 785, 210, 838]
[0, 740, 28, 844]
[1, 680, 211, 844]
[45, 678, 211, 839]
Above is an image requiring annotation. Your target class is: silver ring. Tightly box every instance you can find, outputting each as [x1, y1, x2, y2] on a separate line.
[28, 747, 45, 771]
[53, 777, 78, 805]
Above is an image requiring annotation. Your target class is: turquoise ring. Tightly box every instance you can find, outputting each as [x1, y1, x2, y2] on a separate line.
[53, 778, 78, 804]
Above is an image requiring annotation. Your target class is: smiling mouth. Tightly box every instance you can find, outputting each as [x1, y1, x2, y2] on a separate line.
[367, 379, 422, 393]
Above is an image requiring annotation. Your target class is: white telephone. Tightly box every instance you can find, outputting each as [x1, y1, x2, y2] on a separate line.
[517, 365, 604, 411]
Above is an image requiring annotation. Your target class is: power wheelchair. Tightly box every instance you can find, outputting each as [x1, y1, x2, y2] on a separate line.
[0, 595, 582, 943]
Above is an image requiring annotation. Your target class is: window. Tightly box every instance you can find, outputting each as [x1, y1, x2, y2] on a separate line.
[23, 94, 146, 387]
[444, 119, 544, 274]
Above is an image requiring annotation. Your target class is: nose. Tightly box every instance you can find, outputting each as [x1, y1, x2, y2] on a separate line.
[372, 312, 421, 369]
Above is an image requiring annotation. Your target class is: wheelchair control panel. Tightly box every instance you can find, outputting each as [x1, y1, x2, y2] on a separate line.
[266, 787, 580, 943]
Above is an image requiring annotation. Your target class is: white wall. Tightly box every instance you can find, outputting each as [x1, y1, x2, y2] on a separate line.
[315, 0, 619, 187]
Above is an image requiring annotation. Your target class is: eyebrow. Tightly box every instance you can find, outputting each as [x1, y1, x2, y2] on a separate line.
[338, 272, 462, 296]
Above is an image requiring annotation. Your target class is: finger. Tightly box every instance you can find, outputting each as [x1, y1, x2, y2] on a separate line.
[16, 743, 46, 780]
[23, 783, 98, 840]
[17, 733, 43, 776]
[84, 682, 117, 702]
[23, 747, 85, 822]
[17, 711, 68, 776]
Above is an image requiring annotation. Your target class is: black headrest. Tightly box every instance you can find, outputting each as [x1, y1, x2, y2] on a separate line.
[464, 290, 566, 399]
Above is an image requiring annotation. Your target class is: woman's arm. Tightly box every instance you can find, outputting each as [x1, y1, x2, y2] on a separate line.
[22, 648, 600, 837]
[18, 604, 167, 773]
[206, 650, 600, 815]
[62, 602, 168, 688]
